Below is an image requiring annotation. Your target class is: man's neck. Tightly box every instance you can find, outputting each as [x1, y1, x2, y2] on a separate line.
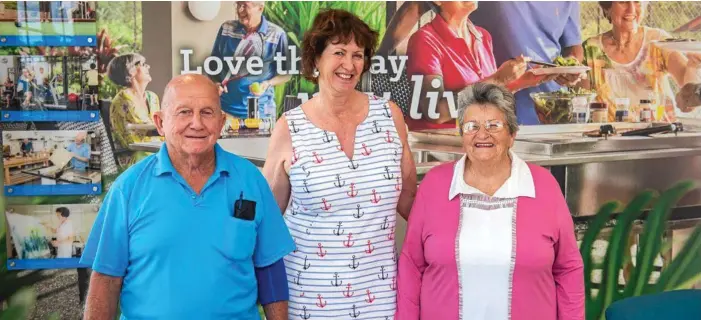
[167, 146, 217, 185]
[244, 18, 262, 34]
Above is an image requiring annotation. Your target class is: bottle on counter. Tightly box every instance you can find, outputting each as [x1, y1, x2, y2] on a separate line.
[590, 102, 608, 123]
[614, 97, 630, 122]
[639, 99, 653, 123]
[571, 96, 589, 123]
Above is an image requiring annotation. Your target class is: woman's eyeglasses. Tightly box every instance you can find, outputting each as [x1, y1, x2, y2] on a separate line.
[461, 120, 506, 135]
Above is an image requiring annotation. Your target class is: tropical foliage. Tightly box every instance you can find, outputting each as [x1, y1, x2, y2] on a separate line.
[262, 1, 386, 116]
[581, 180, 701, 320]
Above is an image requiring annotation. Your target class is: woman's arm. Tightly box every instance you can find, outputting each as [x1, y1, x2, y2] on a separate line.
[262, 116, 293, 214]
[377, 2, 436, 56]
[388, 101, 417, 220]
[552, 188, 585, 320]
[109, 92, 134, 150]
[395, 182, 429, 320]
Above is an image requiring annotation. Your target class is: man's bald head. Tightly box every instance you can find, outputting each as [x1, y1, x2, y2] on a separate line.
[161, 74, 220, 111]
[75, 131, 87, 143]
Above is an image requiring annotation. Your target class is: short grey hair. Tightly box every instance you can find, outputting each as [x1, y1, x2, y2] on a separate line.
[456, 82, 519, 135]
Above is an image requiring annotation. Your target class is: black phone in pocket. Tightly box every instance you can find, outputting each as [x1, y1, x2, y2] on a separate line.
[234, 191, 256, 221]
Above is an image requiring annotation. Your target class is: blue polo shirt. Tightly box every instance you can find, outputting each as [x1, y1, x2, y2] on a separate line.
[80, 143, 295, 319]
[210, 17, 292, 118]
[66, 142, 90, 171]
[471, 2, 582, 125]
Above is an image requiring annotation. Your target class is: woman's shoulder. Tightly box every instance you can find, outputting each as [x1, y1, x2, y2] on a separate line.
[472, 25, 492, 41]
[583, 34, 603, 48]
[644, 27, 672, 41]
[421, 161, 458, 186]
[145, 90, 160, 102]
[408, 21, 440, 45]
[526, 163, 562, 194]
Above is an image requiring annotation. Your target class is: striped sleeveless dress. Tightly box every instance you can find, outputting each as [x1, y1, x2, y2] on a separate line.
[283, 96, 402, 319]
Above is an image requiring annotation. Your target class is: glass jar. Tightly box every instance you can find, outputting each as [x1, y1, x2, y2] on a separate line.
[614, 98, 630, 122]
[590, 102, 608, 123]
[639, 99, 653, 123]
[571, 96, 589, 124]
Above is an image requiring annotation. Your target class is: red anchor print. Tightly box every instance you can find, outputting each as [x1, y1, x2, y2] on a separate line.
[317, 243, 327, 257]
[343, 283, 354, 297]
[388, 226, 395, 240]
[365, 240, 375, 254]
[385, 130, 394, 143]
[316, 294, 327, 308]
[361, 143, 372, 156]
[343, 233, 355, 247]
[390, 276, 397, 290]
[347, 183, 358, 197]
[312, 151, 324, 164]
[395, 177, 401, 191]
[321, 198, 332, 211]
[291, 147, 299, 165]
[365, 289, 376, 303]
[300, 292, 305, 297]
[370, 189, 382, 204]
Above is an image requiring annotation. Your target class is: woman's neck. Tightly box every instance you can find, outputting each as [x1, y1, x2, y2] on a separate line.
[440, 11, 470, 31]
[315, 88, 359, 119]
[129, 82, 147, 100]
[464, 155, 512, 194]
[611, 26, 642, 51]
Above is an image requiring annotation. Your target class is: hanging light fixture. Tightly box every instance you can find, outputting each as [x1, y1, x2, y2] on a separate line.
[188, 1, 220, 21]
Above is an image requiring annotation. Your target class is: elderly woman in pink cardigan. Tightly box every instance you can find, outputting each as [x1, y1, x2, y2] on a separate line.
[396, 83, 584, 320]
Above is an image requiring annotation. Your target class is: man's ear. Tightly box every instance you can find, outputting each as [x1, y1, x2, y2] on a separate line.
[153, 111, 165, 136]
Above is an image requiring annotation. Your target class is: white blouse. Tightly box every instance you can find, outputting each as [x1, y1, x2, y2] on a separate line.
[448, 152, 536, 319]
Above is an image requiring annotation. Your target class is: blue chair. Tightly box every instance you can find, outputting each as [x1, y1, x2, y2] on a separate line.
[605, 289, 701, 320]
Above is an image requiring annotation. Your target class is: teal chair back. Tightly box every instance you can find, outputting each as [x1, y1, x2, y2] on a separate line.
[605, 289, 701, 320]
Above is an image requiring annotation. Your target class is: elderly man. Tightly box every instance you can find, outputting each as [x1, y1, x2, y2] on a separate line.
[66, 131, 90, 171]
[210, 1, 292, 119]
[80, 74, 295, 319]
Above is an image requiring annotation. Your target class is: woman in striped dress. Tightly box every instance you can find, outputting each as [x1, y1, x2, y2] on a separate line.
[263, 9, 417, 319]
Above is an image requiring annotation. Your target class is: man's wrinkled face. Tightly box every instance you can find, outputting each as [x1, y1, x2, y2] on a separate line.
[236, 2, 264, 29]
[155, 80, 226, 156]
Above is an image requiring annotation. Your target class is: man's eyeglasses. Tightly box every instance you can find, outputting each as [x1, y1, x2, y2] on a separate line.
[461, 120, 506, 135]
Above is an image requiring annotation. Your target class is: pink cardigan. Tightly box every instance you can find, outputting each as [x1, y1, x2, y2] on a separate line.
[396, 162, 584, 320]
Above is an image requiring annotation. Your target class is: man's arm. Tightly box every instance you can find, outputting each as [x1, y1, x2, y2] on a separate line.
[84, 272, 123, 320]
[79, 185, 131, 319]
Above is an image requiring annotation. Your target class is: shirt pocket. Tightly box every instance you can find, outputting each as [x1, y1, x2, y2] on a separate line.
[217, 218, 257, 261]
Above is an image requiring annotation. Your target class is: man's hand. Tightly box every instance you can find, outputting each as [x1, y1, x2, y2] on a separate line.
[249, 81, 270, 97]
[217, 80, 229, 96]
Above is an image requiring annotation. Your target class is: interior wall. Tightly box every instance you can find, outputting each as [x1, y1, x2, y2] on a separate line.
[171, 1, 235, 80]
[142, 1, 173, 98]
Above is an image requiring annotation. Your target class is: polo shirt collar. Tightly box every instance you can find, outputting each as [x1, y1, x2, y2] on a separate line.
[153, 143, 230, 177]
[430, 13, 483, 43]
[448, 151, 535, 200]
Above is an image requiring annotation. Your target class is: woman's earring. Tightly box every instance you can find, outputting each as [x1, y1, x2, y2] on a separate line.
[313, 68, 319, 78]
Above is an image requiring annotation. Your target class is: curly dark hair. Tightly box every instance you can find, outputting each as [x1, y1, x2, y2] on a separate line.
[300, 9, 379, 84]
